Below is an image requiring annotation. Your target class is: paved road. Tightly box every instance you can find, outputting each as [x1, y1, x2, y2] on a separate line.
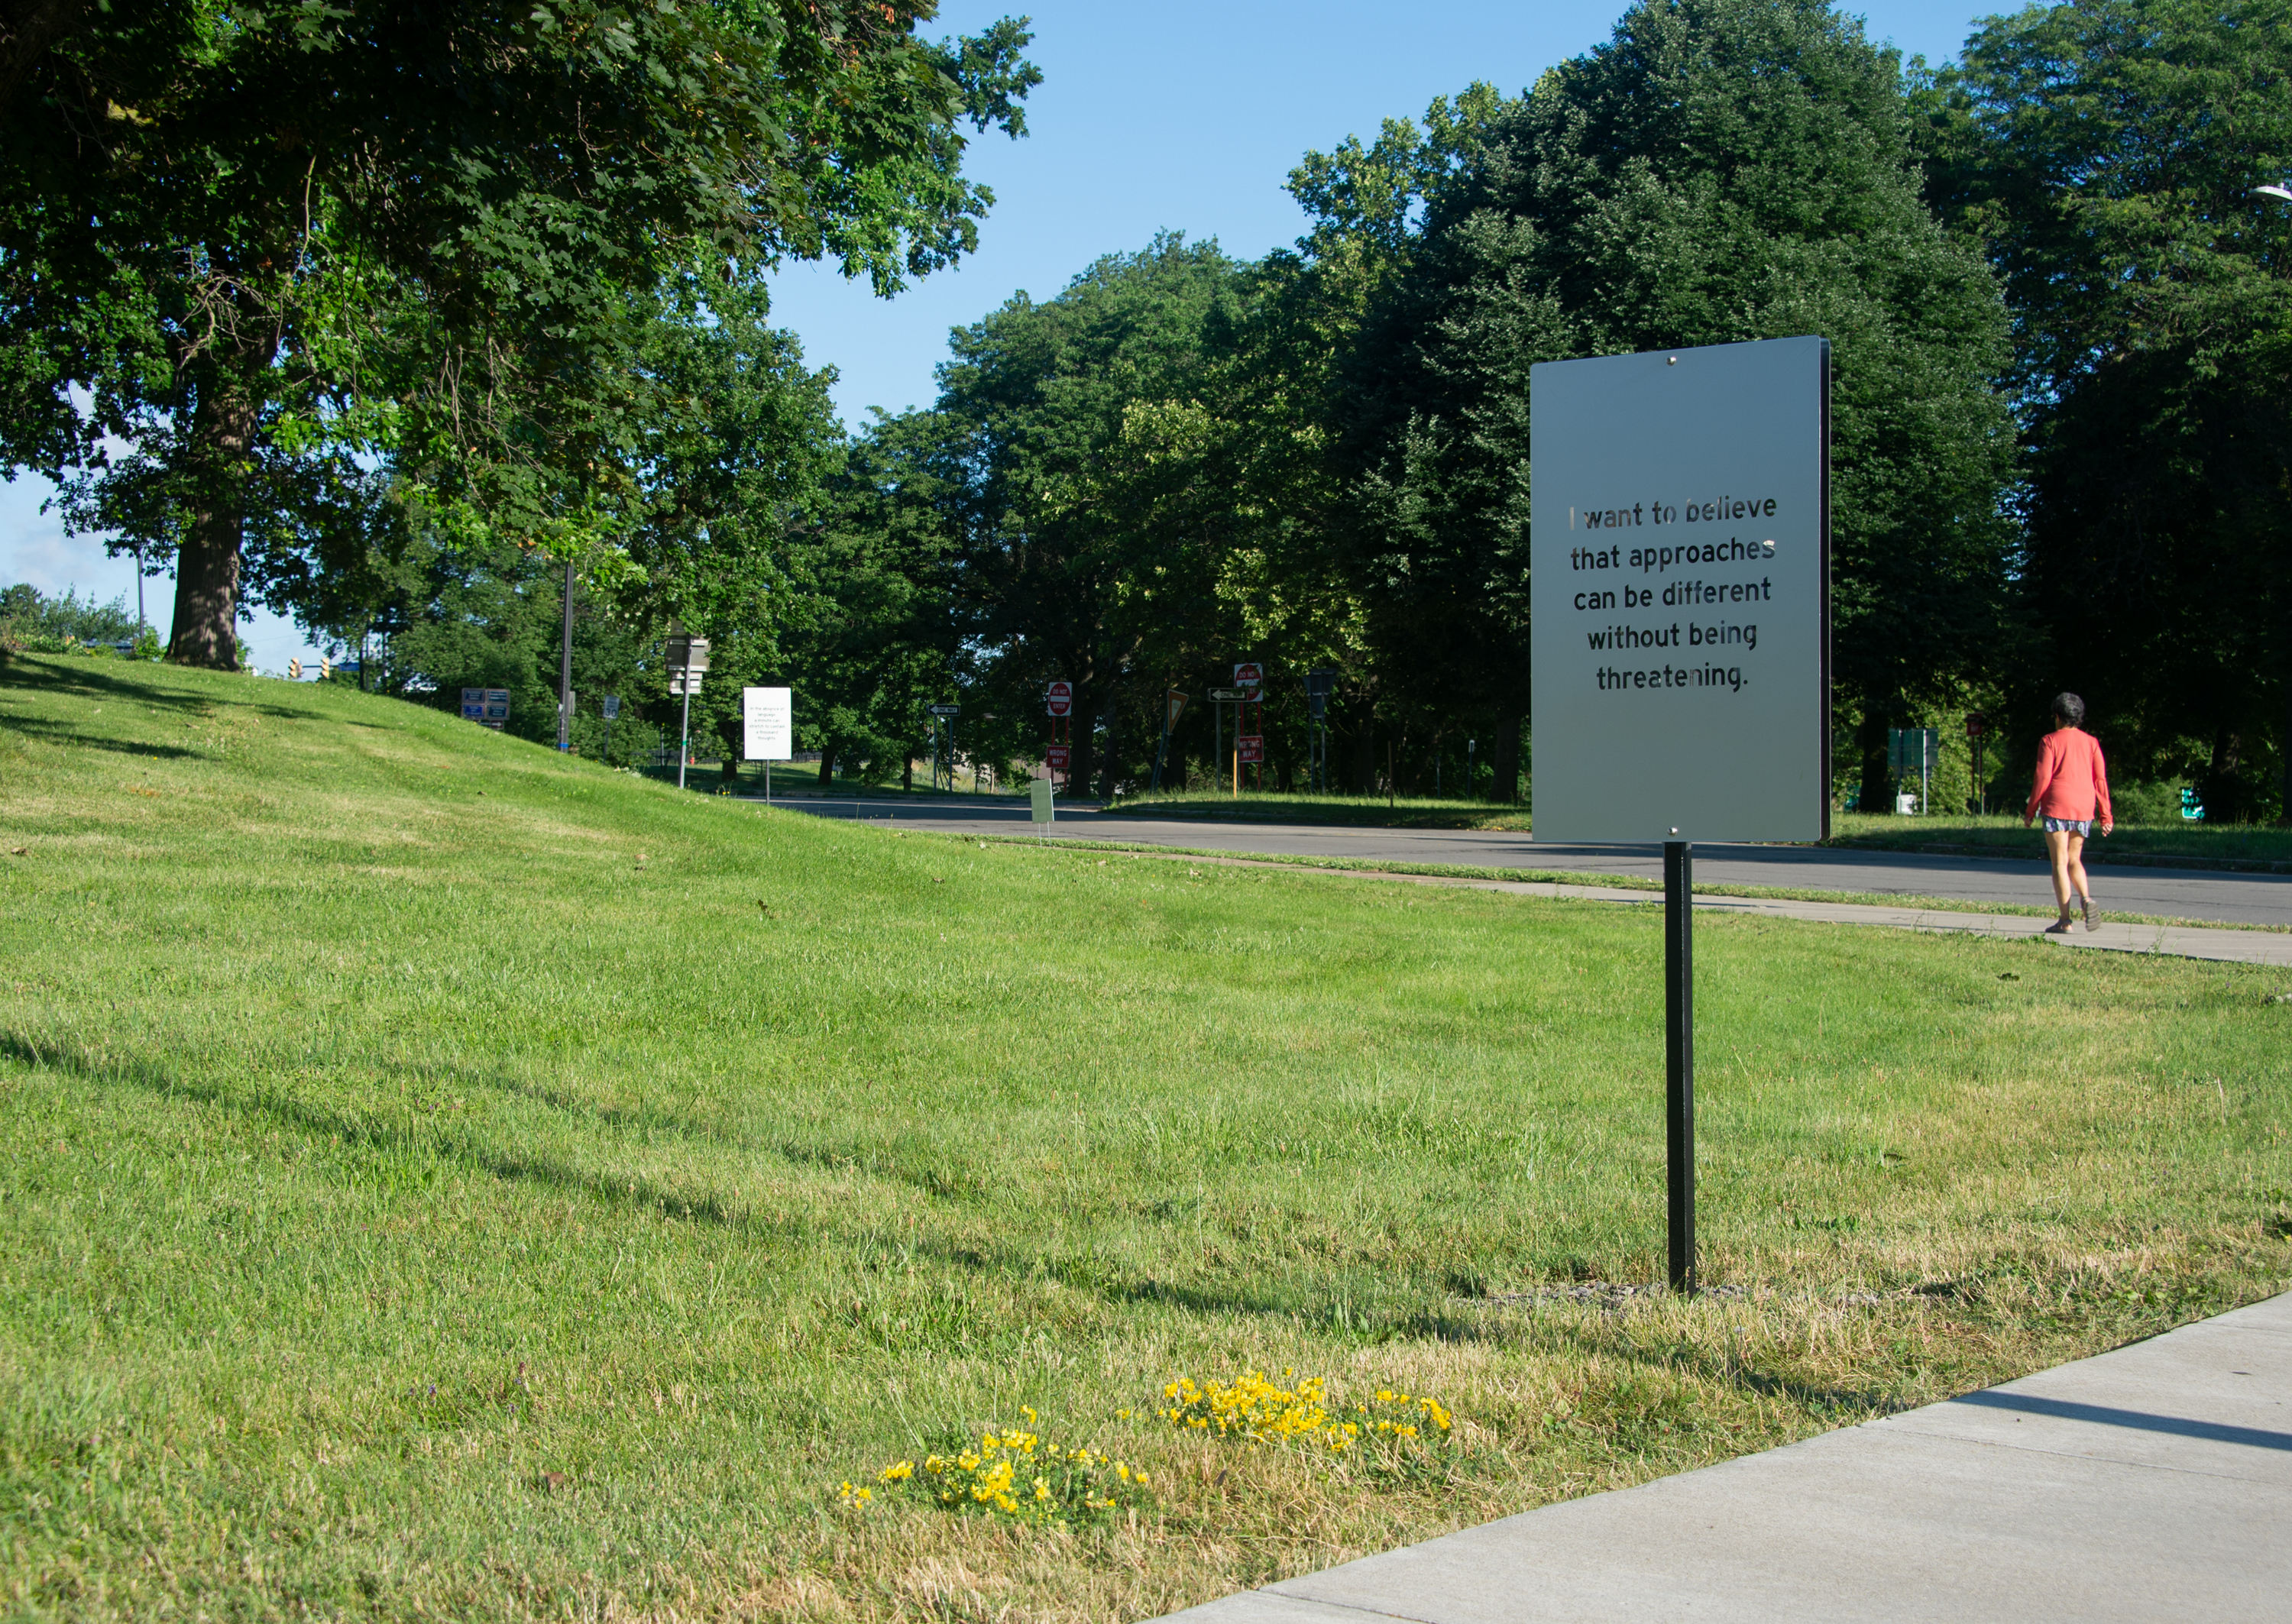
[1154, 1288, 2292, 1624]
[768, 796, 2292, 928]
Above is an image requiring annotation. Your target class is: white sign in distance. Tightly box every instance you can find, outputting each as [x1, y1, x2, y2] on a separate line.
[741, 686, 793, 761]
[1530, 337, 1829, 843]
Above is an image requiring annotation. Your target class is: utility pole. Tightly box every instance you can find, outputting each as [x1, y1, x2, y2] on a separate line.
[557, 560, 575, 751]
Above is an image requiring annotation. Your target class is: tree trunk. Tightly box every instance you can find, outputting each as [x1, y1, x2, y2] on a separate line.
[1491, 710, 1523, 804]
[1857, 713, 1892, 815]
[1067, 703, 1096, 803]
[167, 319, 280, 670]
[817, 744, 836, 787]
[1346, 718, 1376, 793]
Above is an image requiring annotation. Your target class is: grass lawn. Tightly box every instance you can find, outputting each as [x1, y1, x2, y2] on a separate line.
[1109, 787, 1532, 830]
[1824, 810, 2292, 868]
[2, 652, 2289, 1622]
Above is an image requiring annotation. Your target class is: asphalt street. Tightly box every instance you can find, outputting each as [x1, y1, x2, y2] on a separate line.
[764, 794, 2292, 928]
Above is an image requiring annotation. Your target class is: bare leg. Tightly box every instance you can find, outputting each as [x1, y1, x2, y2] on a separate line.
[2044, 828, 2076, 911]
[2064, 832, 2091, 907]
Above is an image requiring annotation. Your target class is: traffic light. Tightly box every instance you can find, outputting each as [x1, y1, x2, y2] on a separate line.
[288, 658, 302, 681]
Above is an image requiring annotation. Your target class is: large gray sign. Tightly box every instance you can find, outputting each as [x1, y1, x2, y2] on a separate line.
[1530, 337, 1830, 843]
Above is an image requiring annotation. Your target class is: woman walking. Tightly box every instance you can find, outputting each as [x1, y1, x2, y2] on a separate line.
[2022, 692, 2112, 931]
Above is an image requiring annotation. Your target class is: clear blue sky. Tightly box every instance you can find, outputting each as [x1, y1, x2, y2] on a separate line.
[2, 0, 1991, 671]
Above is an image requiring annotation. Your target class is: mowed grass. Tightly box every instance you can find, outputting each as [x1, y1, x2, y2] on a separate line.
[1110, 785, 1532, 830]
[1826, 810, 2292, 867]
[2, 652, 2289, 1623]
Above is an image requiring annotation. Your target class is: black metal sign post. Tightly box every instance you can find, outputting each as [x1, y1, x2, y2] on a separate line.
[1664, 839, 1695, 1295]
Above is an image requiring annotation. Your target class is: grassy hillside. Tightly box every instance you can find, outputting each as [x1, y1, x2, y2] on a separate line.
[2, 652, 2287, 1622]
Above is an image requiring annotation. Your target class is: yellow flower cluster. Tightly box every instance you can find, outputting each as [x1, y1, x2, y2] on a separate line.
[847, 1407, 1149, 1526]
[1357, 1389, 1453, 1443]
[1161, 1370, 1456, 1459]
[1161, 1370, 1340, 1444]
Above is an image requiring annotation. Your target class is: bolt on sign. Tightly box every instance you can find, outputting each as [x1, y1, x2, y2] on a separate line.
[742, 687, 793, 761]
[1238, 736, 1265, 764]
[1529, 336, 1830, 843]
[461, 688, 510, 730]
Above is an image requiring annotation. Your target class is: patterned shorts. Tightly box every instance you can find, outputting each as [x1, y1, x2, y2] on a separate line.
[2042, 817, 2092, 836]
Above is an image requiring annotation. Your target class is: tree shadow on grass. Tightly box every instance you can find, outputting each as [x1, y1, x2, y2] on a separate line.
[0, 1030, 1520, 1338]
[469, 1062, 1518, 1342]
[0, 715, 206, 761]
[1494, 1296, 1897, 1418]
[4, 656, 310, 723]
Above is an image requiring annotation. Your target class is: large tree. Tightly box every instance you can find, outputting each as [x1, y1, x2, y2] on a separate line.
[1322, 0, 2017, 810]
[934, 235, 1251, 797]
[1915, 0, 2292, 820]
[0, 1, 1036, 667]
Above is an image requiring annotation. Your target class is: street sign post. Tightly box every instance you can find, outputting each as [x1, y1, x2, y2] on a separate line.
[1044, 681, 1073, 788]
[927, 703, 960, 793]
[1531, 335, 1831, 1295]
[743, 687, 793, 801]
[1964, 712, 1988, 814]
[461, 688, 510, 730]
[1151, 689, 1190, 791]
[665, 635, 710, 790]
[1306, 668, 1335, 791]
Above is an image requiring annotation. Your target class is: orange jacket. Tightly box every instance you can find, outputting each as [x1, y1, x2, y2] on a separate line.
[2025, 726, 2112, 823]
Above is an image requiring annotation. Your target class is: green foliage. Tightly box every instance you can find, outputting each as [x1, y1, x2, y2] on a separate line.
[1317, 0, 2015, 806]
[0, 582, 141, 647]
[929, 234, 1258, 794]
[0, 1, 1037, 666]
[1913, 0, 2292, 820]
[775, 410, 963, 785]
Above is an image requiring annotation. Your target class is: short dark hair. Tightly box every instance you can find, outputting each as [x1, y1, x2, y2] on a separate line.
[2052, 691, 2086, 726]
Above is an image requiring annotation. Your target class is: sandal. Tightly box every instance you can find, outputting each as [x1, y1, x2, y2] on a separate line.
[2044, 915, 2075, 934]
[2083, 895, 2099, 930]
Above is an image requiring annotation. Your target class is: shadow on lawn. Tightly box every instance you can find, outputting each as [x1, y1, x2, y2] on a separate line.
[471, 1063, 1515, 1341]
[0, 719, 205, 761]
[3, 655, 311, 724]
[0, 1030, 1525, 1340]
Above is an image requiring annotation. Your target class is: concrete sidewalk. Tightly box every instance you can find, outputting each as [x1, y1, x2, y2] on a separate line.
[1155, 1290, 2292, 1624]
[1149, 854, 2292, 969]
